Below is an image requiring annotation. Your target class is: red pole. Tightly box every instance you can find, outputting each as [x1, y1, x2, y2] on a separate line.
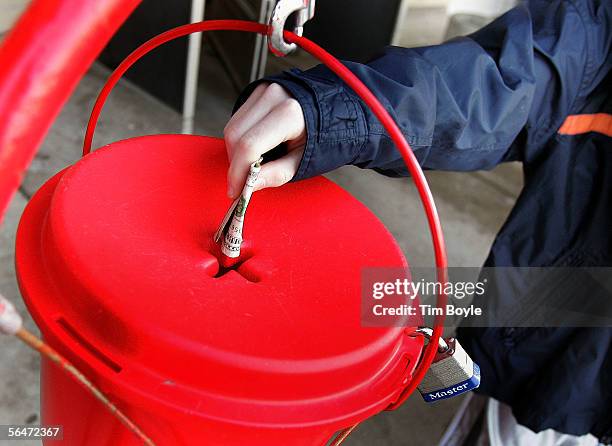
[0, 0, 141, 220]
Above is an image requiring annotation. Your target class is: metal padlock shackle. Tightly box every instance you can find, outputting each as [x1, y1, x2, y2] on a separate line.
[415, 327, 453, 354]
[81, 19, 449, 441]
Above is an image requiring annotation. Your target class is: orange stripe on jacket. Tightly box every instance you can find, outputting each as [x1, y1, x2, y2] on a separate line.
[558, 113, 612, 137]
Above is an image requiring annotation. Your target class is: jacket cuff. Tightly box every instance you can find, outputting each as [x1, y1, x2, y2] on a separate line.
[233, 68, 368, 181]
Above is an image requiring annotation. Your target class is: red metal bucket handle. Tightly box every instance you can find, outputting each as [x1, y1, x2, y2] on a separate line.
[81, 19, 448, 432]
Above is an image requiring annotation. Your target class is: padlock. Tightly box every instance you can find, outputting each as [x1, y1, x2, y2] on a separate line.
[416, 328, 481, 402]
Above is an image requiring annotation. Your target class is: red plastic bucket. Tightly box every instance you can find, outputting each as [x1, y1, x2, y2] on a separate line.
[17, 134, 423, 445]
[14, 19, 450, 445]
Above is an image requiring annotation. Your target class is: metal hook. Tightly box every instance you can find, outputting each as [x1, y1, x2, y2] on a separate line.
[268, 0, 315, 56]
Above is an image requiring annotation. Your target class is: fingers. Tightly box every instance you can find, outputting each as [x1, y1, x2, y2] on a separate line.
[254, 148, 304, 191]
[225, 85, 306, 198]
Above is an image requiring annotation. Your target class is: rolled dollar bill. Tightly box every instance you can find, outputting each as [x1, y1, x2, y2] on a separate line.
[214, 157, 262, 258]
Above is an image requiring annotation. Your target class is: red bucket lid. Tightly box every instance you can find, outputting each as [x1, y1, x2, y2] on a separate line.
[16, 135, 423, 426]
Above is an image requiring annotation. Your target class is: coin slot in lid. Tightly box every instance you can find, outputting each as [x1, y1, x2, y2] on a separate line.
[205, 242, 260, 283]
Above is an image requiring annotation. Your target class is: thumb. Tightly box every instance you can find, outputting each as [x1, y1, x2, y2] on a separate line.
[255, 148, 304, 191]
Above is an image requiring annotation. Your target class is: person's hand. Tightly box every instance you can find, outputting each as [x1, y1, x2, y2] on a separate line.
[224, 83, 306, 199]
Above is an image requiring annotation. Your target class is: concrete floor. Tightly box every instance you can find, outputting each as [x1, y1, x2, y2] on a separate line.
[0, 4, 522, 446]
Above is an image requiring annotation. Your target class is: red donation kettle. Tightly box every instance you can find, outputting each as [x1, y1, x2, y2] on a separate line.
[16, 134, 424, 445]
[14, 19, 449, 446]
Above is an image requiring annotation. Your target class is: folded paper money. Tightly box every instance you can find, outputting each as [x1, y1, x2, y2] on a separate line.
[214, 157, 262, 259]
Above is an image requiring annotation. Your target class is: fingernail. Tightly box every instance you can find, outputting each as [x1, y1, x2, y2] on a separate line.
[227, 185, 235, 198]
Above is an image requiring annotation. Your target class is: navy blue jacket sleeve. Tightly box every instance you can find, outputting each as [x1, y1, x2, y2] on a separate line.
[235, 0, 609, 180]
